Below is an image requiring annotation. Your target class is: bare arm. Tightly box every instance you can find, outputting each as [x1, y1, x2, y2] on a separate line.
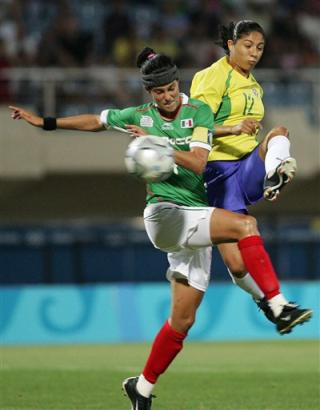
[175, 147, 209, 175]
[9, 106, 104, 131]
[124, 125, 209, 175]
[56, 115, 103, 131]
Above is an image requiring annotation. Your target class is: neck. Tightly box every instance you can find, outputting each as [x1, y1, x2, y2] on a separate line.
[227, 57, 250, 78]
[157, 97, 182, 120]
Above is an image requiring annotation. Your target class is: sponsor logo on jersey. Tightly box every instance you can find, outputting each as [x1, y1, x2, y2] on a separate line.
[161, 122, 174, 131]
[180, 119, 194, 128]
[168, 136, 192, 146]
[140, 116, 153, 127]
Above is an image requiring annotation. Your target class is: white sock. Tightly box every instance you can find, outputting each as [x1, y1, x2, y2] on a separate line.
[228, 269, 264, 300]
[268, 293, 289, 317]
[265, 135, 291, 175]
[136, 374, 155, 398]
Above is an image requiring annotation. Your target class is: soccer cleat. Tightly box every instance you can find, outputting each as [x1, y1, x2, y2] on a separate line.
[275, 303, 313, 335]
[255, 297, 276, 323]
[263, 157, 297, 201]
[122, 376, 154, 410]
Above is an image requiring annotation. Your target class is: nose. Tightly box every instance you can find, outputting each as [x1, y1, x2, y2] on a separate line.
[251, 47, 259, 58]
[163, 91, 172, 101]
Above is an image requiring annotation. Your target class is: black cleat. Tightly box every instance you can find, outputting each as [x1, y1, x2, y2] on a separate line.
[263, 157, 297, 201]
[122, 376, 154, 410]
[255, 297, 276, 323]
[275, 303, 313, 335]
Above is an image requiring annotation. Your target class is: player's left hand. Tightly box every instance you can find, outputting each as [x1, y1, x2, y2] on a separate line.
[125, 124, 148, 137]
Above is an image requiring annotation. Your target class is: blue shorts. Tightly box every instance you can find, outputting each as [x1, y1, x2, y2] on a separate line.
[204, 146, 265, 214]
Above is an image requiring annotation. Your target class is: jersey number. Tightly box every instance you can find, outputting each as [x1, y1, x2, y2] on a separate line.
[242, 93, 254, 116]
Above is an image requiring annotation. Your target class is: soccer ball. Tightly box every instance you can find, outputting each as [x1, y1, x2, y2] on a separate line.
[125, 135, 174, 182]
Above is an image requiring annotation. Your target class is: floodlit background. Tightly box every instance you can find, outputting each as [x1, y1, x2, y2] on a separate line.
[0, 0, 319, 343]
[0, 2, 319, 410]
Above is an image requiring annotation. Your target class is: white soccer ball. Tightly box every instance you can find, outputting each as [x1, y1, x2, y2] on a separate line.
[125, 135, 174, 182]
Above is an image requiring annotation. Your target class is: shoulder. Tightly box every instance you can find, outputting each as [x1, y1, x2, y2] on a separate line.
[191, 57, 232, 97]
[105, 103, 154, 125]
[194, 57, 230, 80]
[131, 103, 154, 114]
[181, 94, 211, 111]
[187, 97, 211, 112]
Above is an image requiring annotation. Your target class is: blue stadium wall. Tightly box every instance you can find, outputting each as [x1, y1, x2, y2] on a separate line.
[0, 282, 319, 345]
[0, 223, 319, 344]
[0, 223, 319, 285]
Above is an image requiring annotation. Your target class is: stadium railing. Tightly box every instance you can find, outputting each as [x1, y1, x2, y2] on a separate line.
[0, 219, 319, 285]
[1, 67, 319, 119]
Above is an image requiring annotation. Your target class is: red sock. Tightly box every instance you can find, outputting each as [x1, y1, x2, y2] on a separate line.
[143, 320, 187, 384]
[238, 235, 280, 300]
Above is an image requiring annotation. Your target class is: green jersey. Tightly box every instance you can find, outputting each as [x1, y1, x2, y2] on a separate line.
[100, 93, 213, 207]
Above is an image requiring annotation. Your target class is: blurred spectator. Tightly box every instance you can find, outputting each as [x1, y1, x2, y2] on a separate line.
[145, 24, 181, 64]
[112, 26, 138, 67]
[187, 0, 222, 40]
[182, 0, 223, 67]
[183, 23, 222, 68]
[159, 0, 189, 41]
[245, 1, 274, 34]
[0, 0, 23, 64]
[261, 7, 320, 68]
[103, 0, 133, 56]
[298, 0, 320, 54]
[0, 0, 317, 69]
[132, 4, 159, 41]
[37, 13, 93, 66]
[0, 38, 12, 102]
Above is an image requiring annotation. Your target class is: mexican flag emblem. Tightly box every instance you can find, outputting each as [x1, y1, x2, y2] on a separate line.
[180, 118, 193, 128]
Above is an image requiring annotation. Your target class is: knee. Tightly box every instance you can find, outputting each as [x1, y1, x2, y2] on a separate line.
[268, 126, 289, 140]
[238, 215, 258, 238]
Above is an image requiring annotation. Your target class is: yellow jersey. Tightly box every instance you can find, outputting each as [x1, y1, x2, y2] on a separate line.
[190, 56, 264, 161]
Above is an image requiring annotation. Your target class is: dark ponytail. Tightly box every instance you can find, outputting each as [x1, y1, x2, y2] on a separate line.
[136, 47, 179, 89]
[216, 20, 266, 55]
[136, 47, 157, 69]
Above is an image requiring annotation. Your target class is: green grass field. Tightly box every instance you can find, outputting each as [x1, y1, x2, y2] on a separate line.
[1, 341, 319, 410]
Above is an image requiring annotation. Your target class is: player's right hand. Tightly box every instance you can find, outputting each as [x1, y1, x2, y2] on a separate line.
[231, 119, 262, 135]
[9, 106, 43, 127]
[125, 124, 148, 137]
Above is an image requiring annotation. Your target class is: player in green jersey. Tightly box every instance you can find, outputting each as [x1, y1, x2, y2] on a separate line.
[100, 87, 213, 208]
[9, 47, 312, 410]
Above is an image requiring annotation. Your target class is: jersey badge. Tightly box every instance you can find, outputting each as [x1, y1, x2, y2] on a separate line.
[252, 88, 259, 97]
[181, 118, 193, 128]
[161, 123, 174, 131]
[140, 116, 154, 127]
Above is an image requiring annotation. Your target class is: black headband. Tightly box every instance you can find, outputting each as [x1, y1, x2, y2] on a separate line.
[141, 65, 179, 88]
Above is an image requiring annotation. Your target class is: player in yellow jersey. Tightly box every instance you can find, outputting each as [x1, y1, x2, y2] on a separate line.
[191, 21, 298, 317]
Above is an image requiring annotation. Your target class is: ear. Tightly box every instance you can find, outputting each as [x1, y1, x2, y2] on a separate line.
[227, 39, 235, 53]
